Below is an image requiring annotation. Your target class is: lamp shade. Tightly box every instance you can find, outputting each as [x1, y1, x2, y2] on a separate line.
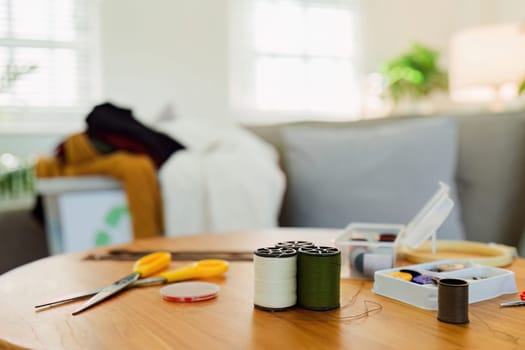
[449, 22, 525, 105]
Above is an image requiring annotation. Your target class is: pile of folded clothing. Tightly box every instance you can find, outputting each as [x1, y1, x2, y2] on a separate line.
[35, 102, 186, 239]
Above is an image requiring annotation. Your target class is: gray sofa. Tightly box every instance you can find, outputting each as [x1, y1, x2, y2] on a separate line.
[0, 207, 48, 274]
[2, 109, 525, 273]
[249, 110, 525, 255]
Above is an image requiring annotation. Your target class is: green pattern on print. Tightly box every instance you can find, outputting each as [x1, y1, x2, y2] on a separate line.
[94, 206, 129, 247]
[105, 206, 129, 227]
[95, 231, 111, 246]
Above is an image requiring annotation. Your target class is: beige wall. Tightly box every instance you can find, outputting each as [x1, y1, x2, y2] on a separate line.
[360, 0, 525, 73]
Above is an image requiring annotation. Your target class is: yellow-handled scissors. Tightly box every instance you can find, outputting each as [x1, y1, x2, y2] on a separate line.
[35, 257, 229, 311]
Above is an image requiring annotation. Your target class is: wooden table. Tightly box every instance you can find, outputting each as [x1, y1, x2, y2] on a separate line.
[1, 228, 524, 349]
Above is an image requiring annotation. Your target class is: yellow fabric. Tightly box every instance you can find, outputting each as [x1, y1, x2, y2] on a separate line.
[36, 133, 163, 239]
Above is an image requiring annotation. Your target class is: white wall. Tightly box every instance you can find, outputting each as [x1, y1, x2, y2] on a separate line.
[3, 0, 525, 157]
[99, 0, 230, 123]
[99, 0, 525, 123]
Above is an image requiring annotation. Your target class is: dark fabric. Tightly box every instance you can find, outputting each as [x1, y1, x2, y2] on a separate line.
[87, 135, 116, 154]
[86, 102, 185, 168]
[88, 131, 150, 156]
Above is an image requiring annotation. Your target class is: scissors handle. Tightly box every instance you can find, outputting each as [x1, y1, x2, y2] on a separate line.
[159, 259, 229, 283]
[132, 251, 171, 277]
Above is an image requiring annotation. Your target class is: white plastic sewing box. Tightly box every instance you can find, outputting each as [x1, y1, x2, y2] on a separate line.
[334, 182, 518, 310]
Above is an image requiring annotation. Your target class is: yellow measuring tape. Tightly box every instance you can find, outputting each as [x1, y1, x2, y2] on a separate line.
[399, 240, 517, 267]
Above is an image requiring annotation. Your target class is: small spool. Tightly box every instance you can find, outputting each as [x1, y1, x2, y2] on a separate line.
[351, 249, 393, 279]
[399, 269, 422, 278]
[349, 246, 369, 276]
[378, 233, 397, 242]
[436, 263, 465, 272]
[412, 275, 435, 285]
[437, 278, 469, 324]
[253, 247, 298, 311]
[297, 246, 341, 311]
[275, 241, 314, 249]
[388, 271, 413, 282]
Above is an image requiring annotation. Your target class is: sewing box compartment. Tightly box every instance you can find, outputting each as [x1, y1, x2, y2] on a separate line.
[372, 259, 517, 310]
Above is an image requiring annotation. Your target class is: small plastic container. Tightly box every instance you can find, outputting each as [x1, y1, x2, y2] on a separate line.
[335, 182, 454, 279]
[372, 259, 517, 310]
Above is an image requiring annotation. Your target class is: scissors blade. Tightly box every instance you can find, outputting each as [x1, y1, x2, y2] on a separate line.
[72, 273, 140, 315]
[500, 301, 525, 307]
[35, 287, 105, 309]
[35, 277, 167, 309]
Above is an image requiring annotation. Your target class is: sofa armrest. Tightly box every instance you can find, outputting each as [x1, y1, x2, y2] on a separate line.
[0, 208, 48, 274]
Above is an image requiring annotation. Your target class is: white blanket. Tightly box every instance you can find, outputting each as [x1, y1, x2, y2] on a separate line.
[158, 119, 285, 236]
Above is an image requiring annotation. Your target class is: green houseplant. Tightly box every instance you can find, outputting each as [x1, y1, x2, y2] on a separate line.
[518, 79, 525, 95]
[0, 64, 37, 93]
[381, 43, 448, 106]
[0, 64, 38, 200]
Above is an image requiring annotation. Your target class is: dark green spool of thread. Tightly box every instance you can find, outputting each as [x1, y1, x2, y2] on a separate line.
[297, 246, 341, 311]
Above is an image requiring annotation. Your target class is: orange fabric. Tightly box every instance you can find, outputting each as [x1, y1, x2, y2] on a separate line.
[36, 133, 163, 239]
[63, 133, 99, 164]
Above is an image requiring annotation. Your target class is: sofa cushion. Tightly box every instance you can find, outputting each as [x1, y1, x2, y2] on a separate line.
[280, 116, 465, 240]
[456, 111, 525, 246]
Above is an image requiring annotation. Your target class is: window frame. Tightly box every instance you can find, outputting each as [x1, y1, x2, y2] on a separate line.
[229, 0, 362, 125]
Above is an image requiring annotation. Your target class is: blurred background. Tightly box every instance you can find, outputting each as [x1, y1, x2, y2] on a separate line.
[1, 0, 525, 157]
[2, 0, 525, 271]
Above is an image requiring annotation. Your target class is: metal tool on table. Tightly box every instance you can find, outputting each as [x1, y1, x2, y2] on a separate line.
[499, 290, 525, 307]
[35, 251, 171, 311]
[35, 257, 229, 312]
[83, 249, 253, 262]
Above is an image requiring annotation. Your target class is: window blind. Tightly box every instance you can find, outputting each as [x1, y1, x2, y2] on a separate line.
[0, 0, 97, 129]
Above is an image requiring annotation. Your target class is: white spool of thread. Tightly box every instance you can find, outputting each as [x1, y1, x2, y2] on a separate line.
[253, 247, 297, 311]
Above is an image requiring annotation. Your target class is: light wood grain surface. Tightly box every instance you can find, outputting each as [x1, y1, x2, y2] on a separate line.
[0, 228, 524, 350]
